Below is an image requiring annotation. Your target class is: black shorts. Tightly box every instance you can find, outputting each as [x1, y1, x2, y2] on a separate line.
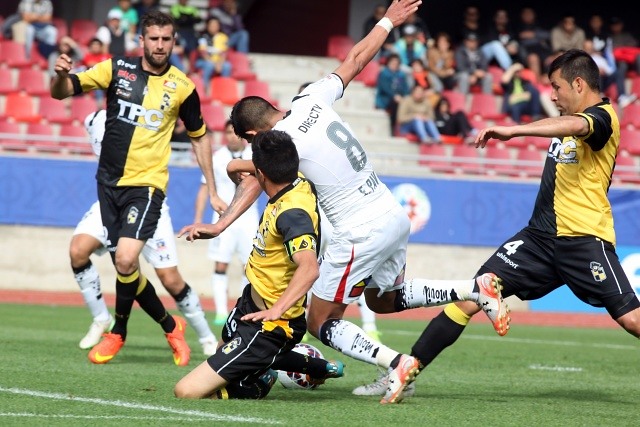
[207, 284, 307, 383]
[479, 226, 640, 319]
[97, 184, 164, 250]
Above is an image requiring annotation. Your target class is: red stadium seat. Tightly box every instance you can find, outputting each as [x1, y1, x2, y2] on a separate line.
[210, 76, 239, 106]
[0, 40, 35, 68]
[619, 128, 640, 156]
[188, 73, 211, 103]
[516, 149, 544, 178]
[469, 93, 508, 121]
[613, 153, 640, 184]
[227, 51, 256, 81]
[451, 144, 483, 174]
[38, 97, 72, 124]
[484, 146, 514, 176]
[70, 19, 99, 45]
[242, 79, 278, 106]
[60, 124, 93, 155]
[200, 103, 227, 132]
[620, 101, 640, 129]
[69, 96, 98, 124]
[354, 60, 380, 87]
[17, 68, 49, 96]
[419, 144, 454, 173]
[52, 17, 69, 41]
[326, 35, 355, 61]
[0, 67, 17, 95]
[0, 121, 27, 152]
[3, 93, 41, 122]
[523, 135, 550, 151]
[441, 90, 467, 113]
[26, 122, 61, 153]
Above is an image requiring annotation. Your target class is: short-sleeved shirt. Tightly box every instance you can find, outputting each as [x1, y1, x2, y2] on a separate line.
[528, 99, 619, 244]
[245, 175, 319, 320]
[70, 56, 206, 192]
[18, 0, 53, 16]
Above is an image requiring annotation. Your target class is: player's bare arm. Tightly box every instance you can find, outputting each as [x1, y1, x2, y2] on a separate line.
[475, 115, 591, 148]
[50, 54, 75, 99]
[193, 183, 208, 224]
[227, 159, 256, 185]
[241, 249, 319, 322]
[190, 132, 227, 213]
[334, 0, 422, 88]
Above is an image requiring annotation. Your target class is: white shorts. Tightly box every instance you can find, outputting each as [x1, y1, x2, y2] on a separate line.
[73, 200, 179, 269]
[312, 204, 410, 305]
[207, 216, 255, 265]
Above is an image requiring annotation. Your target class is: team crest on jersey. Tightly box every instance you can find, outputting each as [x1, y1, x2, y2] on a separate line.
[590, 261, 607, 282]
[127, 206, 139, 224]
[163, 80, 177, 91]
[221, 337, 241, 354]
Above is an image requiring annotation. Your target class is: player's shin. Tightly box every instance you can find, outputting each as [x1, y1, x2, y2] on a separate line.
[395, 278, 476, 310]
[174, 283, 216, 342]
[319, 319, 396, 368]
[74, 260, 110, 322]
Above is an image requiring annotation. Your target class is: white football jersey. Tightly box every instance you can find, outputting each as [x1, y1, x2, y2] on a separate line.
[201, 145, 259, 223]
[274, 74, 397, 227]
[83, 109, 106, 157]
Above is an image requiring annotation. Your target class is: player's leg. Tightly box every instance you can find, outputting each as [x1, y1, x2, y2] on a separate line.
[155, 266, 218, 356]
[143, 207, 217, 356]
[70, 227, 114, 349]
[174, 360, 228, 398]
[357, 293, 381, 342]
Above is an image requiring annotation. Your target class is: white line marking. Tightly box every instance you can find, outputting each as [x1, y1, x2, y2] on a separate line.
[528, 364, 583, 372]
[0, 413, 207, 422]
[388, 330, 636, 350]
[0, 387, 280, 425]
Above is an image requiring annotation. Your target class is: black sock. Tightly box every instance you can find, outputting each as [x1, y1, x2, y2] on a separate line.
[112, 270, 141, 339]
[72, 260, 92, 275]
[172, 283, 190, 302]
[135, 277, 176, 333]
[215, 380, 272, 400]
[411, 310, 466, 368]
[271, 349, 328, 378]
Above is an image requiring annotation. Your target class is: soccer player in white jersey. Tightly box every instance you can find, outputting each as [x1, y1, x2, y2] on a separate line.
[180, 0, 508, 404]
[70, 110, 218, 356]
[193, 120, 259, 327]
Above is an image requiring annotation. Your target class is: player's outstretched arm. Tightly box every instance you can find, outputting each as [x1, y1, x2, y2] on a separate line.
[474, 116, 590, 148]
[334, 0, 422, 88]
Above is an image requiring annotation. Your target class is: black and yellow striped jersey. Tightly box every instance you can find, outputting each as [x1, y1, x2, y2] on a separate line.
[70, 56, 206, 193]
[246, 175, 320, 320]
[529, 100, 619, 245]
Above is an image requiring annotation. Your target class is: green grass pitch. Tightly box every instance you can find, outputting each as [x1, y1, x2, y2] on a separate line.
[1, 303, 638, 426]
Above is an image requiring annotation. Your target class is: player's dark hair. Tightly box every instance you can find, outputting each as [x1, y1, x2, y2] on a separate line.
[140, 10, 176, 36]
[230, 96, 279, 141]
[251, 130, 299, 185]
[549, 49, 600, 92]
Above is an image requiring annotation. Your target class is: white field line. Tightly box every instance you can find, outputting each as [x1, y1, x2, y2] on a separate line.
[388, 330, 637, 351]
[0, 413, 213, 422]
[0, 387, 281, 425]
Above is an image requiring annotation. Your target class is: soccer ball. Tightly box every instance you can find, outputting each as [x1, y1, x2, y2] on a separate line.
[277, 343, 325, 390]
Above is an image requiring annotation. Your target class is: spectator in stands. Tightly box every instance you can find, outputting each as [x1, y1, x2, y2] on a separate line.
[455, 4, 482, 46]
[47, 35, 83, 78]
[585, 15, 637, 108]
[609, 17, 640, 77]
[400, 11, 432, 47]
[375, 53, 410, 134]
[481, 8, 518, 71]
[434, 96, 477, 142]
[81, 38, 110, 69]
[454, 31, 493, 95]
[410, 59, 441, 106]
[516, 6, 552, 83]
[195, 17, 232, 94]
[209, 0, 249, 53]
[393, 24, 428, 78]
[362, 3, 399, 60]
[427, 32, 457, 92]
[500, 62, 542, 123]
[133, 0, 160, 30]
[110, 0, 139, 36]
[16, 0, 58, 59]
[397, 85, 442, 144]
[170, 0, 202, 56]
[550, 14, 585, 55]
[96, 9, 137, 56]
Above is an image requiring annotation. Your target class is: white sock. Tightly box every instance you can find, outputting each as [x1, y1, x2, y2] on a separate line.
[357, 294, 377, 330]
[175, 285, 216, 342]
[211, 273, 229, 316]
[400, 278, 477, 309]
[322, 319, 398, 368]
[75, 262, 110, 322]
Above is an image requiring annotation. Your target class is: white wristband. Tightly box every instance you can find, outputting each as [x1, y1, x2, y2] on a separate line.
[376, 17, 393, 34]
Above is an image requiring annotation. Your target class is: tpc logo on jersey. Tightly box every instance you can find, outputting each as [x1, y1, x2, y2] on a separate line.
[590, 261, 607, 282]
[127, 206, 139, 224]
[548, 137, 578, 164]
[391, 183, 431, 234]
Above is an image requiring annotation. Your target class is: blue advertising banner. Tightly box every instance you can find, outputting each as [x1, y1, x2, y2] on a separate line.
[1, 157, 639, 249]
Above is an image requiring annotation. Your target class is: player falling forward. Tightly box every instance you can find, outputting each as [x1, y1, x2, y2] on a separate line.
[72, 110, 218, 356]
[180, 0, 509, 404]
